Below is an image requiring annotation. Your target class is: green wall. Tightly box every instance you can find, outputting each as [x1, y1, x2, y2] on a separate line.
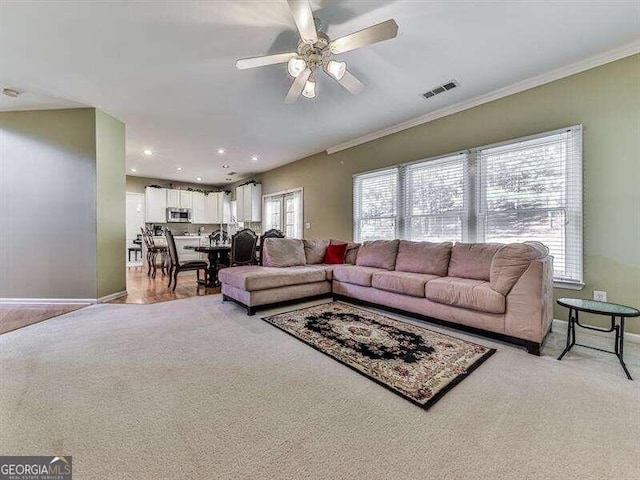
[0, 107, 126, 301]
[96, 110, 126, 299]
[254, 54, 640, 333]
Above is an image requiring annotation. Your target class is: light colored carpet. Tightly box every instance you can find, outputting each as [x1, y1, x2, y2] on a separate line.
[1, 295, 638, 480]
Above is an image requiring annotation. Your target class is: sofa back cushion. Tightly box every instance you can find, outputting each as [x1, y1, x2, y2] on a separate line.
[395, 240, 452, 276]
[447, 243, 503, 281]
[303, 239, 329, 264]
[355, 240, 399, 271]
[263, 238, 306, 267]
[490, 242, 549, 295]
[330, 240, 361, 264]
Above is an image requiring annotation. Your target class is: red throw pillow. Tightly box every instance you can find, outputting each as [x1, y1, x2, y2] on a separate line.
[323, 243, 348, 264]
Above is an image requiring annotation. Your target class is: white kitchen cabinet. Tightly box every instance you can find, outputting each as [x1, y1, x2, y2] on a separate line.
[236, 183, 262, 222]
[191, 191, 206, 224]
[204, 192, 218, 223]
[145, 187, 167, 223]
[204, 192, 231, 224]
[179, 190, 193, 209]
[166, 189, 180, 208]
[219, 192, 231, 223]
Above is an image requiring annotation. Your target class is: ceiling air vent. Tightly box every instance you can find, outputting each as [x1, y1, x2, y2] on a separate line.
[422, 80, 459, 100]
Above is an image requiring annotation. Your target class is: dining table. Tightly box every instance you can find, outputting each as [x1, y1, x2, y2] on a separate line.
[183, 244, 231, 287]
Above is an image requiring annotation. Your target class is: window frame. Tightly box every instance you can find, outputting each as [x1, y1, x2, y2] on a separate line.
[352, 125, 584, 287]
[262, 187, 304, 239]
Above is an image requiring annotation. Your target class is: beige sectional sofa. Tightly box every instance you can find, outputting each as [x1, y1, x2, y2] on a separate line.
[219, 238, 553, 355]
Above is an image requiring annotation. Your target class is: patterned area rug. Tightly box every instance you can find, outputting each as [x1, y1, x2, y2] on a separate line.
[263, 302, 496, 409]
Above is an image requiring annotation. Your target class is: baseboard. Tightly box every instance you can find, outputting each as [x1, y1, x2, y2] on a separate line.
[552, 318, 640, 345]
[0, 298, 95, 305]
[97, 290, 127, 303]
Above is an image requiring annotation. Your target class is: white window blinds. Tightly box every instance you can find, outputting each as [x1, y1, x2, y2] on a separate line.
[353, 167, 399, 241]
[477, 127, 583, 284]
[352, 125, 583, 285]
[404, 154, 468, 242]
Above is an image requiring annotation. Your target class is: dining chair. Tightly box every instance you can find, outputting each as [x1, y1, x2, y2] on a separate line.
[259, 229, 285, 265]
[209, 229, 230, 246]
[229, 228, 258, 266]
[164, 228, 209, 291]
[141, 227, 168, 278]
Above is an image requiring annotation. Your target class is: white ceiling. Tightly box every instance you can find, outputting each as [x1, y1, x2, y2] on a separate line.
[1, 1, 638, 185]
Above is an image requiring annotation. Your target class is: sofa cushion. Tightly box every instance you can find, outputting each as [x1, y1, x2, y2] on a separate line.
[324, 243, 347, 264]
[490, 242, 549, 295]
[372, 271, 438, 298]
[307, 264, 338, 281]
[333, 265, 387, 287]
[426, 277, 506, 314]
[263, 238, 306, 267]
[303, 239, 329, 264]
[355, 240, 399, 271]
[395, 240, 452, 276]
[218, 265, 326, 292]
[330, 240, 361, 264]
[447, 243, 503, 281]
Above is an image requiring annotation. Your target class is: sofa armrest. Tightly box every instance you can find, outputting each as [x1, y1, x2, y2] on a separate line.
[504, 256, 554, 343]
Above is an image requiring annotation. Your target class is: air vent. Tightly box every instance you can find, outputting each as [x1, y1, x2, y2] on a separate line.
[422, 80, 459, 100]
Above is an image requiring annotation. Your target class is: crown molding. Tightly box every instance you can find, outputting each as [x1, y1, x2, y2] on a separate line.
[326, 40, 640, 154]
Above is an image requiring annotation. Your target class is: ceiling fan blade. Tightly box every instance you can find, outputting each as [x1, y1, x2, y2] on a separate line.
[287, 0, 318, 45]
[330, 19, 398, 54]
[335, 69, 365, 95]
[236, 52, 297, 70]
[284, 68, 312, 104]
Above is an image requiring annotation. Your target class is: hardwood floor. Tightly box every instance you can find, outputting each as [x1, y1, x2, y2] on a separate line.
[109, 266, 220, 304]
[0, 267, 218, 334]
[0, 304, 87, 335]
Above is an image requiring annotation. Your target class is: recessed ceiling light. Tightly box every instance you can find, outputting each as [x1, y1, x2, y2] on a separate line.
[130, 168, 137, 172]
[143, 149, 153, 156]
[196, 177, 202, 182]
[217, 148, 225, 155]
[222, 164, 230, 169]
[176, 167, 183, 171]
[251, 155, 258, 161]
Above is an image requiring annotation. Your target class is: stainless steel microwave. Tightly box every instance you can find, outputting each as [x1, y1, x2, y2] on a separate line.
[166, 207, 192, 223]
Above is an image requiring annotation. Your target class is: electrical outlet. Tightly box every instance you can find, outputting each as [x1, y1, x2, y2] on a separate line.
[305, 222, 311, 230]
[593, 290, 607, 302]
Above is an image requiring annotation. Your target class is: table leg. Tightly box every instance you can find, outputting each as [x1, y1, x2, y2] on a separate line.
[617, 316, 632, 380]
[557, 308, 576, 361]
[209, 251, 220, 287]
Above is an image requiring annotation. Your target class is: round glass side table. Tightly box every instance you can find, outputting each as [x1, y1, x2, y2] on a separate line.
[556, 298, 639, 380]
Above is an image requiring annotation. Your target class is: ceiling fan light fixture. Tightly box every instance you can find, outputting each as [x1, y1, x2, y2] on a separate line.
[287, 57, 307, 78]
[325, 60, 346, 80]
[302, 79, 316, 99]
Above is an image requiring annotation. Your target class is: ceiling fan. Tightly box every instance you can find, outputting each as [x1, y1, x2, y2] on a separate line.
[235, 0, 399, 103]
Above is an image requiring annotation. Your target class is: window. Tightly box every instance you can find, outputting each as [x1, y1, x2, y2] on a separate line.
[263, 189, 303, 238]
[352, 126, 583, 285]
[353, 168, 399, 241]
[404, 154, 468, 242]
[477, 128, 582, 284]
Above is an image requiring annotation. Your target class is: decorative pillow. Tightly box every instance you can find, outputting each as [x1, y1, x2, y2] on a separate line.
[395, 240, 452, 276]
[262, 238, 306, 267]
[355, 240, 399, 271]
[303, 239, 330, 264]
[490, 243, 548, 295]
[447, 243, 503, 281]
[330, 240, 361, 264]
[323, 243, 348, 264]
